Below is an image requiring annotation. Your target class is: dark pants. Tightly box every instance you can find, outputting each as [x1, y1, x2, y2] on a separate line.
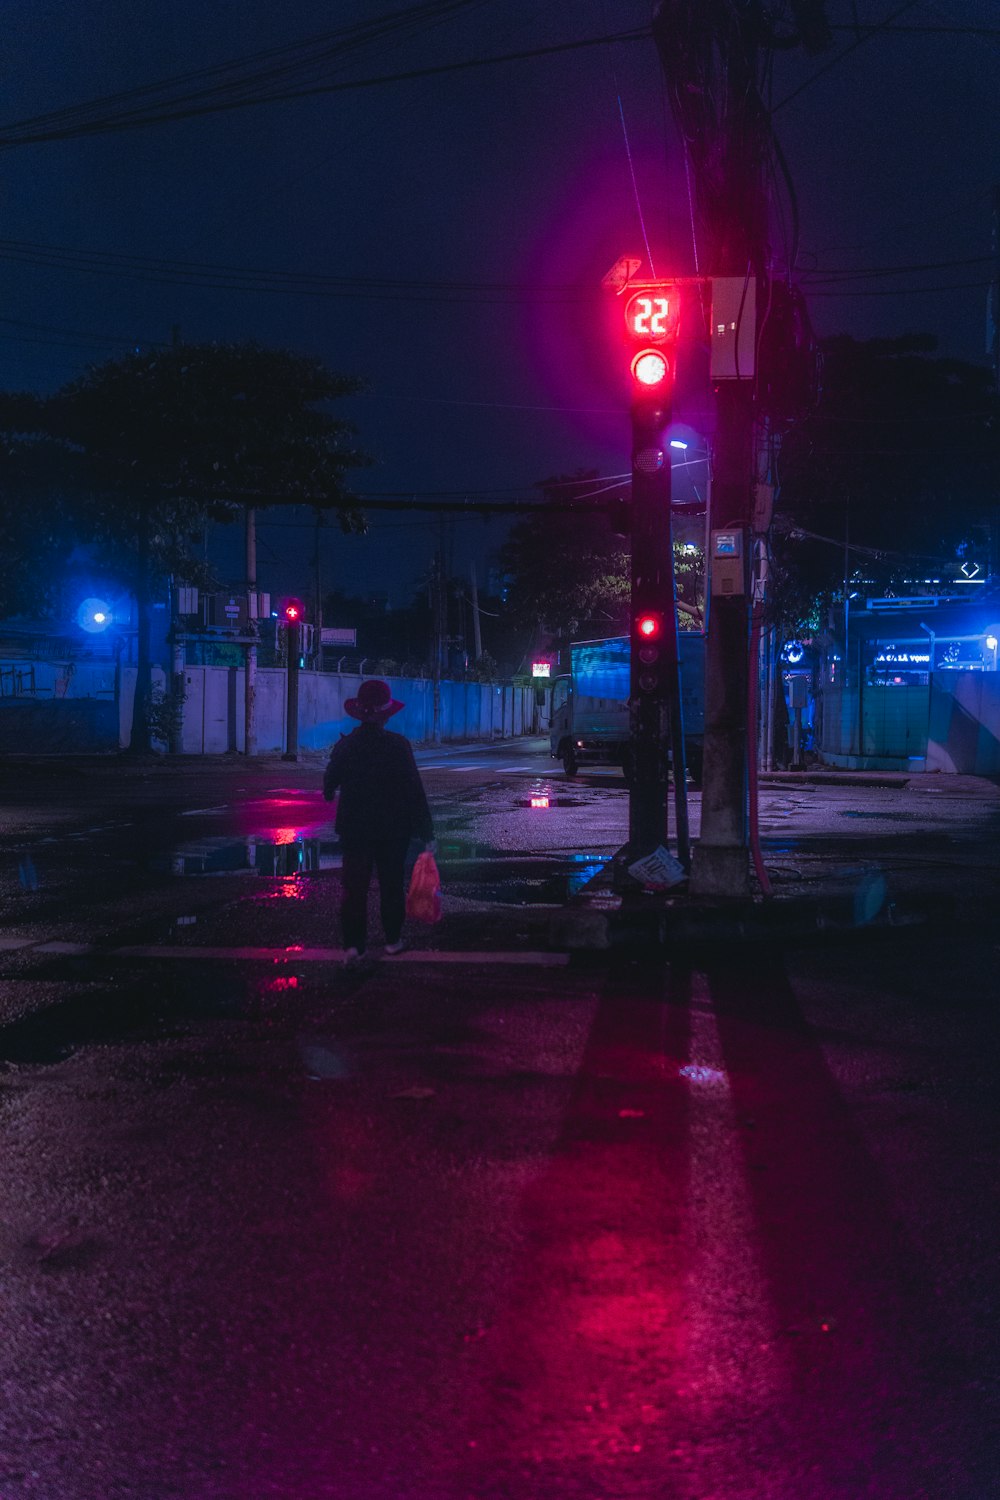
[339, 837, 410, 952]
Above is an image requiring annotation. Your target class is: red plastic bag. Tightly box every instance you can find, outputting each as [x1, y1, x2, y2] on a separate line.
[406, 851, 442, 924]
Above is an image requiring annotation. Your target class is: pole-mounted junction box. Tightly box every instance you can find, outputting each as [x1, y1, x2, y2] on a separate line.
[710, 528, 747, 597]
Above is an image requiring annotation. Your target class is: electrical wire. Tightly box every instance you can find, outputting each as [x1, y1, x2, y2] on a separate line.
[0, 26, 649, 148]
[774, 0, 925, 112]
[0, 236, 599, 305]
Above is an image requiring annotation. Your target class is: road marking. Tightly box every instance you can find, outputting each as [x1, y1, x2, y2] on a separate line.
[24, 941, 569, 967]
[0, 936, 36, 951]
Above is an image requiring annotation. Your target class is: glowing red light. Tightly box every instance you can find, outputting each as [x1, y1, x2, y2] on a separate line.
[631, 349, 669, 387]
[285, 604, 300, 620]
[530, 795, 550, 809]
[637, 614, 660, 639]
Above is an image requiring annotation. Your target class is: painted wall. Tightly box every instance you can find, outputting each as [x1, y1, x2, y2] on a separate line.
[0, 659, 541, 755]
[926, 674, 1000, 774]
[819, 672, 1000, 773]
[175, 668, 539, 754]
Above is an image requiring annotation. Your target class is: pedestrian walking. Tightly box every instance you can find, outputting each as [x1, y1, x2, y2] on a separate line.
[323, 679, 434, 964]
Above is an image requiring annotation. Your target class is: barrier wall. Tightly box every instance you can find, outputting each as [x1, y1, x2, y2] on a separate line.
[926, 674, 1000, 774]
[172, 668, 538, 754]
[819, 673, 1000, 773]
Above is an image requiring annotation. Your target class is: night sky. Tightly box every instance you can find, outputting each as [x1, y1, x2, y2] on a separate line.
[3, 0, 997, 606]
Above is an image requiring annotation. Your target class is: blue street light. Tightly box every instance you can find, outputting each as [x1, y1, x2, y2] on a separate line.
[76, 597, 113, 633]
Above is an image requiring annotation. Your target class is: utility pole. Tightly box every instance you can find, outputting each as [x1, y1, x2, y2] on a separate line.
[244, 505, 258, 756]
[470, 561, 483, 661]
[990, 187, 1000, 581]
[313, 509, 324, 671]
[652, 1, 831, 897]
[282, 613, 300, 762]
[168, 574, 184, 754]
[431, 516, 446, 744]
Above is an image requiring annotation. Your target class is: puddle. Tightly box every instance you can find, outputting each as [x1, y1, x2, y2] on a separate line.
[0, 990, 184, 1065]
[157, 836, 338, 876]
[157, 831, 609, 906]
[514, 797, 585, 809]
[444, 853, 609, 903]
[839, 811, 915, 822]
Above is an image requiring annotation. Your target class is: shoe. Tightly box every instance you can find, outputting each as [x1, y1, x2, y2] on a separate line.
[384, 939, 406, 956]
[343, 947, 366, 966]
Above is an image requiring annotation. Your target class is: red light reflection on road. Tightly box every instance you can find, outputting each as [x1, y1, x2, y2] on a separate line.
[462, 975, 693, 1490]
[530, 795, 550, 809]
[253, 881, 308, 901]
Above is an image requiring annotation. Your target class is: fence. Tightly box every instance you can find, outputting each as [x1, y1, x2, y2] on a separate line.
[0, 658, 541, 754]
[176, 668, 540, 754]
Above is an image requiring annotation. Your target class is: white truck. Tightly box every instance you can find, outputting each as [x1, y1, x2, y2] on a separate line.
[549, 633, 706, 785]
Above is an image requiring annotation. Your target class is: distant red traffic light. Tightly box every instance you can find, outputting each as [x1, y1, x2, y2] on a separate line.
[282, 597, 304, 623]
[636, 613, 661, 639]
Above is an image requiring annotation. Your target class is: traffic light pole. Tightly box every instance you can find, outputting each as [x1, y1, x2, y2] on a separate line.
[628, 402, 690, 871]
[282, 621, 300, 762]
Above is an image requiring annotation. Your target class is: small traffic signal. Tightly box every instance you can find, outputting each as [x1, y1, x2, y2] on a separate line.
[633, 612, 664, 694]
[281, 597, 305, 624]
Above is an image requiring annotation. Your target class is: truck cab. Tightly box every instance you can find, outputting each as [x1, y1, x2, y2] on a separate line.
[550, 633, 705, 785]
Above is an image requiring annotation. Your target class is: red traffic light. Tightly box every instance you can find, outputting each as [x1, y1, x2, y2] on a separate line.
[636, 613, 661, 640]
[631, 349, 669, 387]
[282, 597, 304, 623]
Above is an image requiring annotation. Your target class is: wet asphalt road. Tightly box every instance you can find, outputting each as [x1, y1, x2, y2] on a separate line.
[0, 742, 999, 1498]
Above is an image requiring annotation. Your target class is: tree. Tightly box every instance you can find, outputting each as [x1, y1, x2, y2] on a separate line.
[499, 471, 704, 647]
[500, 473, 631, 641]
[0, 342, 368, 751]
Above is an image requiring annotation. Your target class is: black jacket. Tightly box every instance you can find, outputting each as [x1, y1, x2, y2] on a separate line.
[322, 723, 433, 845]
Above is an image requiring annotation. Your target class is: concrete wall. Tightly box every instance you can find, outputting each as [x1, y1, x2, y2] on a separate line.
[176, 668, 539, 755]
[926, 674, 1000, 774]
[0, 699, 120, 753]
[819, 673, 1000, 773]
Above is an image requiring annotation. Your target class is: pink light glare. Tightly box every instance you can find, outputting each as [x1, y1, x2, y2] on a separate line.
[516, 138, 685, 461]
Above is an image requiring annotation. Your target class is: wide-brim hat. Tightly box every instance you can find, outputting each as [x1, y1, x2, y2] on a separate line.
[345, 678, 404, 722]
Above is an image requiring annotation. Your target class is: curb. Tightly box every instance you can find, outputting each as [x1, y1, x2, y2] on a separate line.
[549, 871, 939, 952]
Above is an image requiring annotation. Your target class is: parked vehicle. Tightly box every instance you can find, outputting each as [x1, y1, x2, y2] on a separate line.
[549, 633, 705, 784]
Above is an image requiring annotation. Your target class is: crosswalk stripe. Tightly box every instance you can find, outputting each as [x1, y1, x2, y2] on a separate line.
[23, 941, 569, 967]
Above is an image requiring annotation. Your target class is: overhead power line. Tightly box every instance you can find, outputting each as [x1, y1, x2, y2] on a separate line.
[774, 0, 924, 111]
[0, 235, 599, 305]
[804, 253, 994, 284]
[0, 26, 648, 149]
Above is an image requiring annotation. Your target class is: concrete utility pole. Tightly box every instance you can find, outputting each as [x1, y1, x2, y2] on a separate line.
[244, 506, 258, 756]
[431, 517, 446, 745]
[313, 510, 324, 671]
[282, 620, 300, 762]
[653, 0, 831, 898]
[470, 561, 483, 662]
[991, 187, 1000, 580]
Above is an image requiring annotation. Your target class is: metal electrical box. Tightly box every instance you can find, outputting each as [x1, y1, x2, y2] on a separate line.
[710, 529, 746, 596]
[710, 277, 757, 379]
